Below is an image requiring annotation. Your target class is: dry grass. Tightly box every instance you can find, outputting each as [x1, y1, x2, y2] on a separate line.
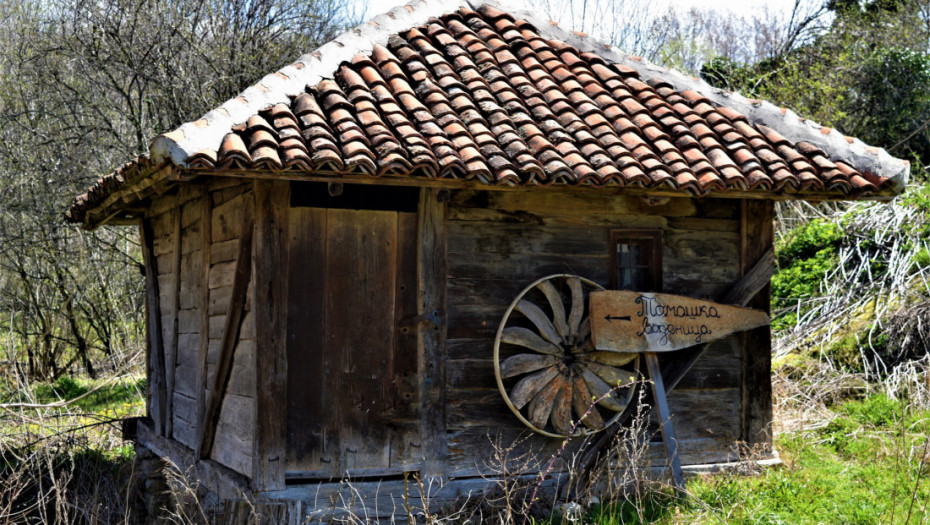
[0, 370, 145, 524]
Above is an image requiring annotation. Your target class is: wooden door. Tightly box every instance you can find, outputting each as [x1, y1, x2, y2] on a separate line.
[285, 207, 420, 478]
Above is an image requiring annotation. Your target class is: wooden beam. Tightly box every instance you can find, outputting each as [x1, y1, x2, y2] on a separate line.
[251, 180, 290, 491]
[721, 247, 774, 307]
[198, 198, 254, 459]
[165, 195, 183, 438]
[417, 188, 449, 480]
[137, 420, 251, 502]
[661, 245, 775, 392]
[196, 184, 213, 452]
[740, 199, 774, 448]
[140, 218, 167, 435]
[178, 168, 900, 203]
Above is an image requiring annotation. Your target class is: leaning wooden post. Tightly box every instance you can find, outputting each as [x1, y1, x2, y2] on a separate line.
[252, 180, 290, 491]
[644, 352, 684, 492]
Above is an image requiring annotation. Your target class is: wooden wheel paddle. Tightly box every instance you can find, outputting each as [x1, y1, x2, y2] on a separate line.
[493, 274, 640, 438]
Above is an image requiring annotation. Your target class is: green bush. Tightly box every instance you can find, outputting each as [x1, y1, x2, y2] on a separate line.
[776, 219, 844, 267]
[771, 219, 846, 331]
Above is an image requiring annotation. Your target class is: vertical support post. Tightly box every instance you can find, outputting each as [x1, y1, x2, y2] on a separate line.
[252, 180, 290, 491]
[644, 352, 684, 493]
[165, 195, 183, 438]
[140, 218, 167, 436]
[196, 184, 212, 450]
[740, 199, 774, 449]
[417, 188, 449, 480]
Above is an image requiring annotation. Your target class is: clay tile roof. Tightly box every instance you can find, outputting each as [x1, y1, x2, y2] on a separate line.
[67, 0, 910, 227]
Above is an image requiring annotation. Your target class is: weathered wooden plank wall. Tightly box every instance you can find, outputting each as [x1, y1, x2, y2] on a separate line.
[207, 186, 256, 476]
[144, 181, 257, 478]
[444, 190, 743, 474]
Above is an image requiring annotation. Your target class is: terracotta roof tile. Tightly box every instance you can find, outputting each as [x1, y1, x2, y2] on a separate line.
[69, 0, 908, 225]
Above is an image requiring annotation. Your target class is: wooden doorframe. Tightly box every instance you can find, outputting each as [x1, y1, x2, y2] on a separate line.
[252, 180, 290, 491]
[417, 188, 449, 480]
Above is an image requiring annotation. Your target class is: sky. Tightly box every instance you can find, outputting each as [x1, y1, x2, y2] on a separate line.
[358, 0, 806, 22]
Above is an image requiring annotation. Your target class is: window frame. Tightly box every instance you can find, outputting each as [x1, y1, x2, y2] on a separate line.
[609, 229, 663, 292]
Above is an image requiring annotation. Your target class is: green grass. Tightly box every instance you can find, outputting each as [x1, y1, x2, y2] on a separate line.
[3, 375, 146, 416]
[570, 394, 930, 524]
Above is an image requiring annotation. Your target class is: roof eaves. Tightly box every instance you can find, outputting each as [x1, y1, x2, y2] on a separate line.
[496, 1, 910, 194]
[149, 0, 474, 168]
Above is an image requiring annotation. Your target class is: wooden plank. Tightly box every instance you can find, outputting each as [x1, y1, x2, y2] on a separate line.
[448, 252, 609, 282]
[173, 362, 198, 398]
[178, 308, 199, 334]
[285, 207, 328, 473]
[418, 188, 449, 479]
[721, 247, 774, 306]
[165, 195, 183, 438]
[209, 261, 238, 289]
[251, 180, 289, 491]
[213, 193, 247, 243]
[209, 286, 234, 315]
[326, 209, 397, 473]
[172, 391, 198, 448]
[228, 339, 257, 396]
[741, 199, 774, 447]
[213, 393, 256, 476]
[136, 420, 251, 503]
[180, 223, 202, 255]
[211, 181, 251, 207]
[664, 387, 741, 440]
[179, 254, 201, 310]
[589, 291, 769, 353]
[198, 196, 254, 460]
[666, 216, 739, 233]
[392, 212, 421, 432]
[211, 239, 239, 264]
[140, 218, 167, 435]
[447, 222, 609, 256]
[450, 190, 697, 218]
[266, 473, 565, 522]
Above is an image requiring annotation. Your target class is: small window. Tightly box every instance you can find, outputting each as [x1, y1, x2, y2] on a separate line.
[610, 230, 662, 292]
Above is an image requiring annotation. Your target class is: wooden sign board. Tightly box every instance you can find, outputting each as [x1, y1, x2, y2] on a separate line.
[589, 291, 770, 353]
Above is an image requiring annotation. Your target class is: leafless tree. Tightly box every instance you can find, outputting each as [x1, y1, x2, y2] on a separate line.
[0, 0, 358, 380]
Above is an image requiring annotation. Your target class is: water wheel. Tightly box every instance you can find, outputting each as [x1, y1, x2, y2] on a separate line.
[493, 274, 641, 438]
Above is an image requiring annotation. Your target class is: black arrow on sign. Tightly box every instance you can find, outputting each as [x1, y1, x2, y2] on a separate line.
[604, 314, 632, 322]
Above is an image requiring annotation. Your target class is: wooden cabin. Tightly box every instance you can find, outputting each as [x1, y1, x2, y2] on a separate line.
[67, 0, 908, 521]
